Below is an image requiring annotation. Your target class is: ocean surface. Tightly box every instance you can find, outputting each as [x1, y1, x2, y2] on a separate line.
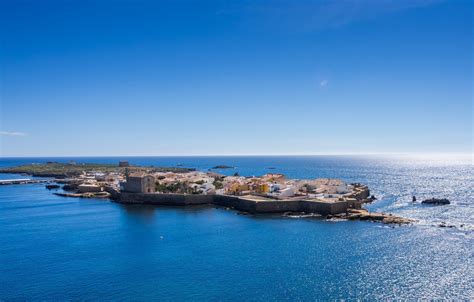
[0, 155, 472, 300]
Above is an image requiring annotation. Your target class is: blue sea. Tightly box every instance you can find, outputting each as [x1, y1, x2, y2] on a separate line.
[0, 156, 472, 300]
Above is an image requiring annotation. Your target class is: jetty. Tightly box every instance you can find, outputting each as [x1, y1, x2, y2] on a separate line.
[0, 179, 49, 185]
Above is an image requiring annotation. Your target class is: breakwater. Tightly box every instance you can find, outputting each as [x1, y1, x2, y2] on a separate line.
[0, 179, 49, 185]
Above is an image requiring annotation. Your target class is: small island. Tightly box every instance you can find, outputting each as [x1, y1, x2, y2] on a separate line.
[211, 165, 234, 169]
[0, 161, 413, 225]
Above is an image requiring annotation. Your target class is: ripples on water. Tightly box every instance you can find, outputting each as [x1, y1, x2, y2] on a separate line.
[0, 155, 472, 300]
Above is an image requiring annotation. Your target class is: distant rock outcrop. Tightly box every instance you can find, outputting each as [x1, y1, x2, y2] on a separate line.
[45, 184, 60, 190]
[422, 198, 450, 205]
[211, 165, 234, 169]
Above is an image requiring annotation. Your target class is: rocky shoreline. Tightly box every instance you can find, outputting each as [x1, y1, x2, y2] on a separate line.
[328, 209, 414, 224]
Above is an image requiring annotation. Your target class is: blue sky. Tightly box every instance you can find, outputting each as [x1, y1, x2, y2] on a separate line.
[0, 0, 472, 156]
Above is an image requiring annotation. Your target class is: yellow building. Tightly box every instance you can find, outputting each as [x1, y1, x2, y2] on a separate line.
[226, 182, 250, 195]
[256, 183, 269, 193]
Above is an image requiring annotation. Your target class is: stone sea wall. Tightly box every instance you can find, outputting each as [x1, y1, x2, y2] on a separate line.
[300, 200, 348, 215]
[117, 193, 350, 215]
[119, 192, 214, 205]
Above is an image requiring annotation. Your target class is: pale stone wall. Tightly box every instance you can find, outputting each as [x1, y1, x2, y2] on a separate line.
[142, 176, 156, 193]
[123, 175, 156, 193]
[122, 178, 143, 193]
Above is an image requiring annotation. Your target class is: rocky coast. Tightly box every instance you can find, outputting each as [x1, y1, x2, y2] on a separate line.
[1, 161, 415, 225]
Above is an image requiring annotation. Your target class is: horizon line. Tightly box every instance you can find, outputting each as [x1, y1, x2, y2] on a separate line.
[0, 152, 472, 159]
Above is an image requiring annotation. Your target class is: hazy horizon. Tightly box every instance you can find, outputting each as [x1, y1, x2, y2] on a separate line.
[1, 0, 472, 157]
[1, 152, 472, 163]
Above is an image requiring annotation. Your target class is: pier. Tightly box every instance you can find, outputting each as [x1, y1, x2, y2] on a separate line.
[0, 179, 49, 185]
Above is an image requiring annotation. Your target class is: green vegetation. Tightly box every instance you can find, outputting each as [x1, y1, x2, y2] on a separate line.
[155, 182, 168, 192]
[155, 181, 193, 194]
[0, 162, 195, 178]
[213, 180, 223, 189]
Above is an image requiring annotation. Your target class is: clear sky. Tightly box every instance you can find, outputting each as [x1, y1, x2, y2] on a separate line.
[0, 0, 472, 156]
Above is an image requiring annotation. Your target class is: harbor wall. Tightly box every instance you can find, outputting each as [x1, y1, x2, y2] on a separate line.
[300, 200, 347, 215]
[119, 192, 214, 205]
[254, 200, 300, 213]
[117, 193, 350, 215]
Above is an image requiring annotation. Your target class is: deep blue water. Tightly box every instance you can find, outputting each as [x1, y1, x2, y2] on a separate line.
[0, 156, 472, 300]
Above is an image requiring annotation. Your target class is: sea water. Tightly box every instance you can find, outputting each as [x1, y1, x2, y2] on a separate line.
[0, 156, 472, 300]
